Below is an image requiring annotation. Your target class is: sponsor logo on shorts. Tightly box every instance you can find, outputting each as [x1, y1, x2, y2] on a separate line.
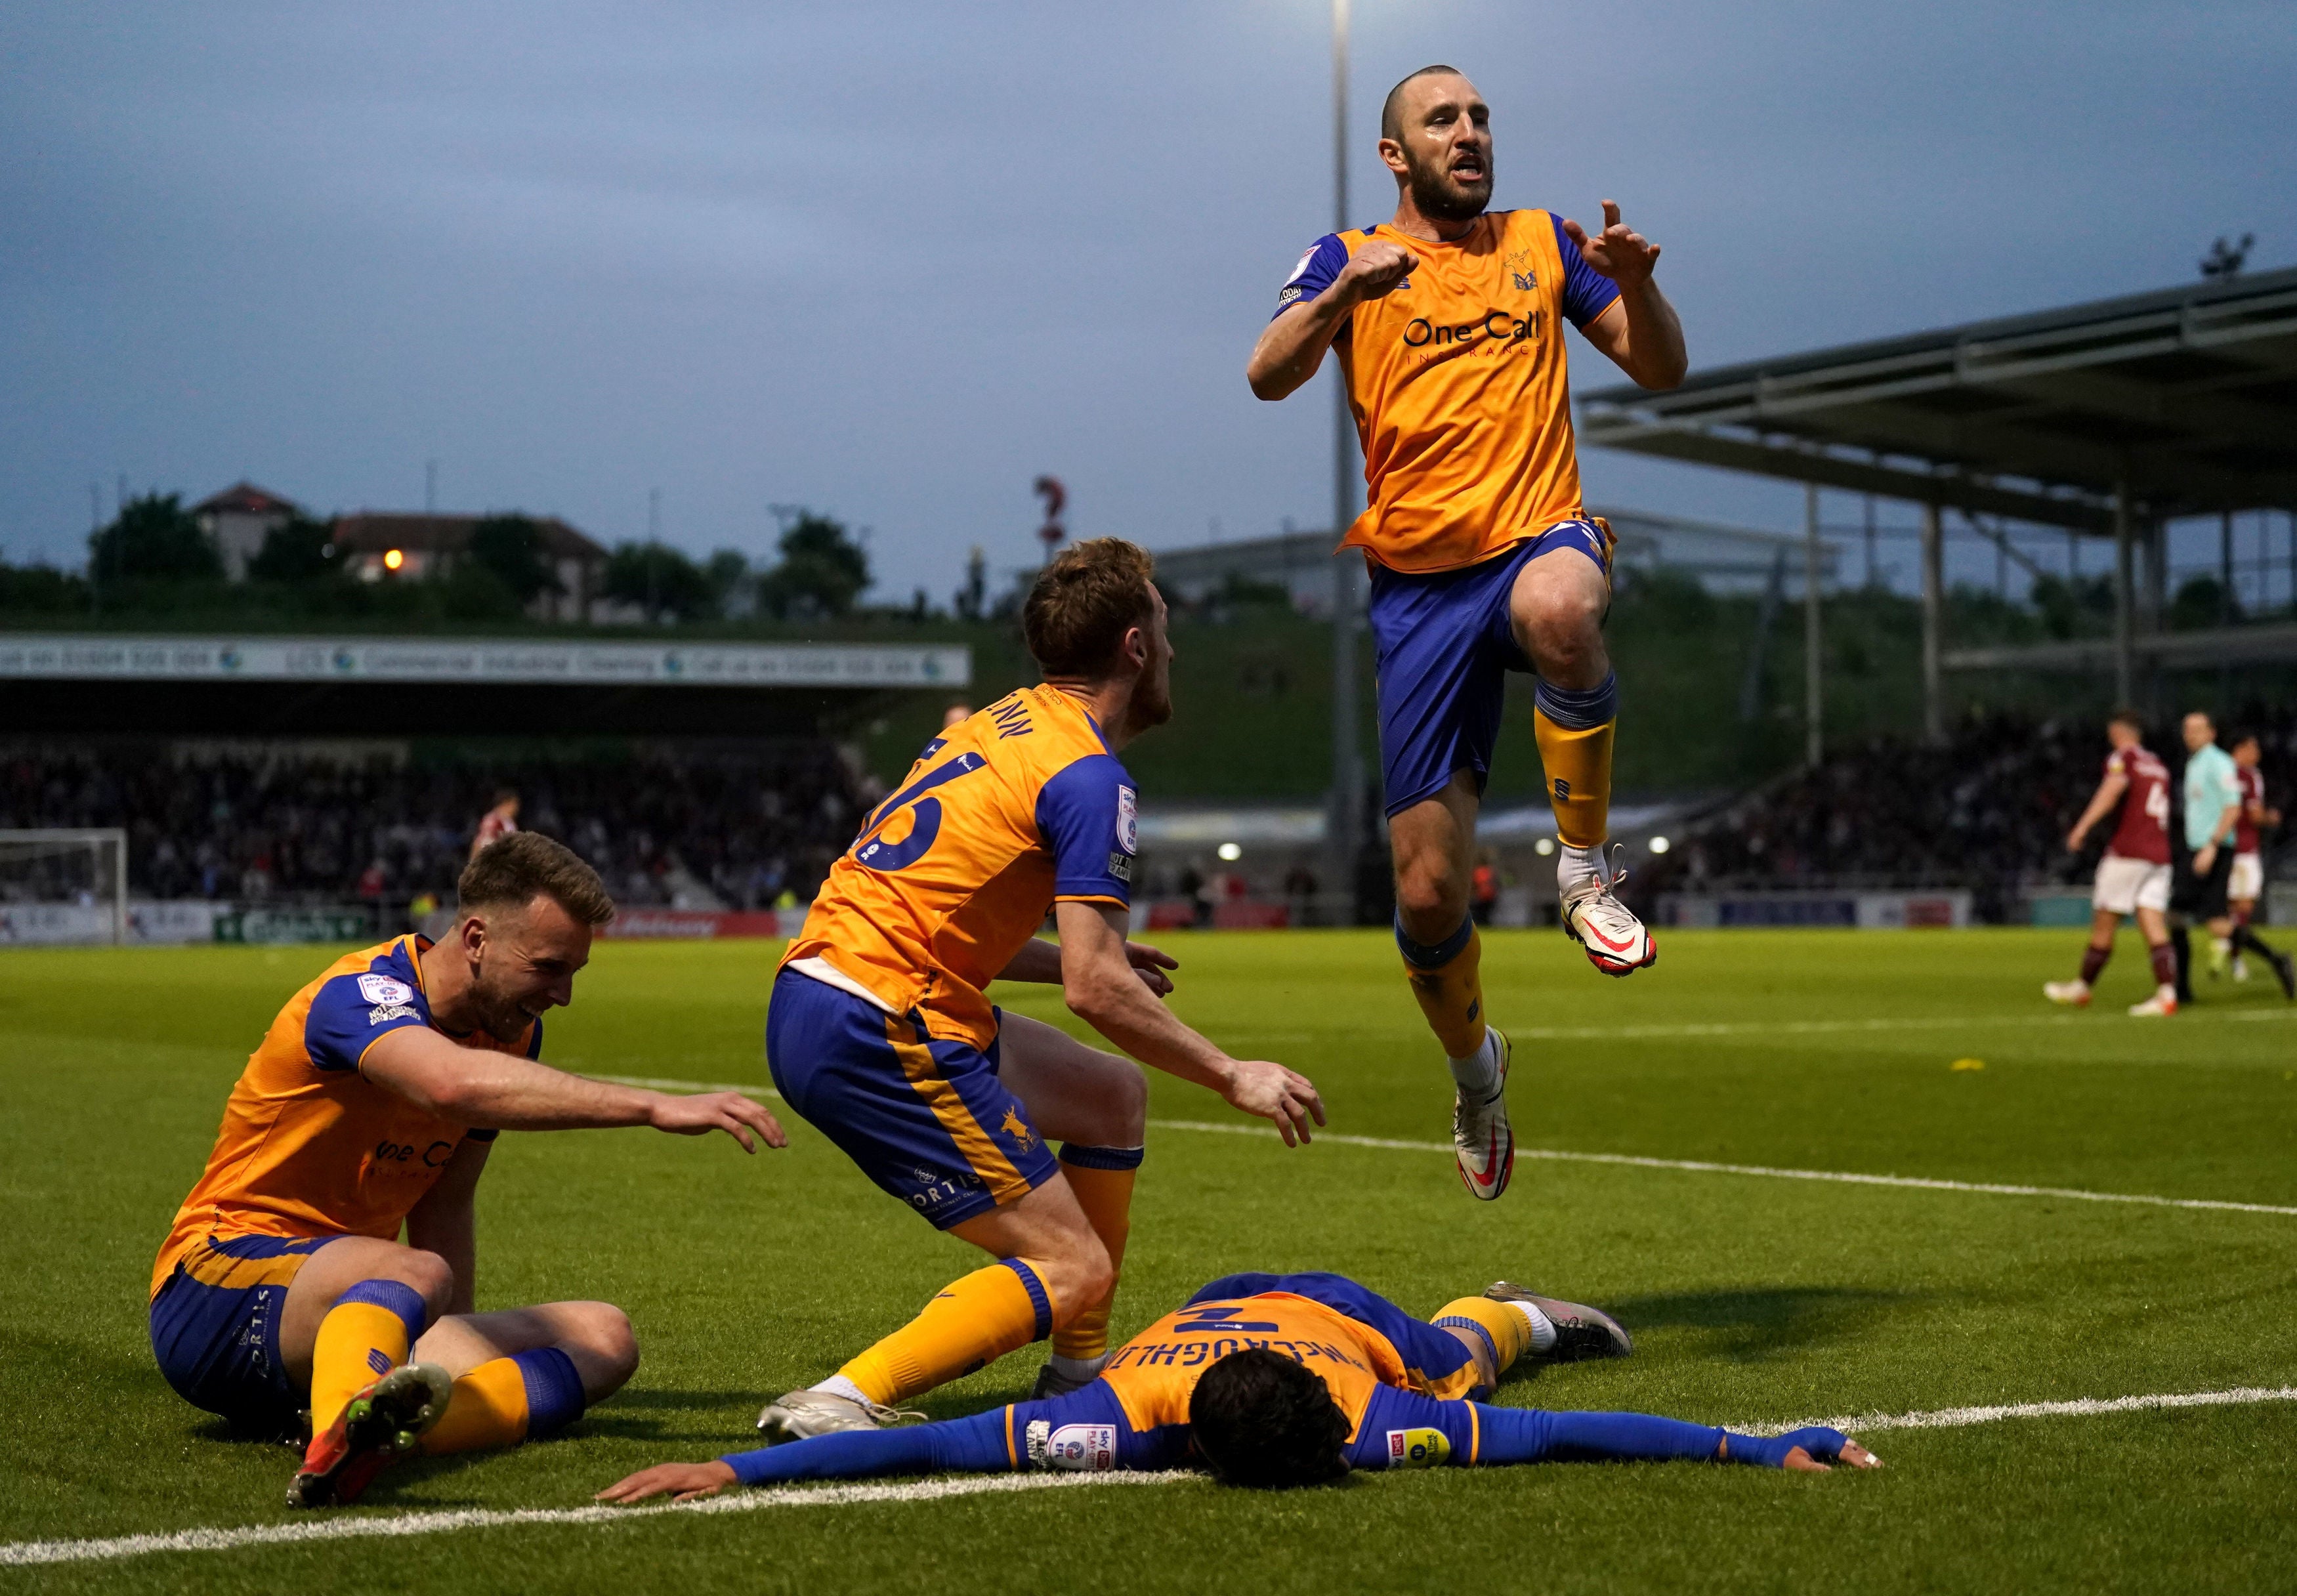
[358, 974, 415, 1007]
[999, 1104, 1038, 1153]
[1386, 1426, 1452, 1469]
[1026, 1419, 1117, 1471]
[908, 1165, 985, 1213]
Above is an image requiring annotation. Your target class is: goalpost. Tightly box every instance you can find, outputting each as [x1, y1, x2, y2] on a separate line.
[0, 829, 129, 945]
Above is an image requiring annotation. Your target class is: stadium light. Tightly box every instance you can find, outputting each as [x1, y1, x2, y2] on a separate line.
[1217, 842, 1243, 862]
[1534, 837, 1556, 856]
[383, 548, 405, 572]
[1649, 835, 1672, 854]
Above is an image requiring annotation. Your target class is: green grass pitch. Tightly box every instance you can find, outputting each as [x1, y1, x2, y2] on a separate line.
[4, 928, 2294, 1592]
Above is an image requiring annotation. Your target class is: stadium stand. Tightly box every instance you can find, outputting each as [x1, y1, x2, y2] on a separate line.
[1635, 710, 2296, 921]
[0, 742, 868, 916]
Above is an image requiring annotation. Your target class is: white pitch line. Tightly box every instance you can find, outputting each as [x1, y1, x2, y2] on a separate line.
[1149, 1120, 2297, 1217]
[0, 1470, 1183, 1569]
[1744, 1385, 2297, 1437]
[1505, 1008, 2297, 1041]
[576, 1072, 2297, 1220]
[12, 1385, 2296, 1567]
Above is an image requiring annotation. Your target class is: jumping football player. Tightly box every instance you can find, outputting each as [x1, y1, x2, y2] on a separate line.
[599, 1272, 1876, 1500]
[1245, 66, 1687, 1201]
[2226, 731, 2294, 995]
[2047, 712, 2180, 1016]
[149, 832, 784, 1507]
[755, 538, 1324, 1442]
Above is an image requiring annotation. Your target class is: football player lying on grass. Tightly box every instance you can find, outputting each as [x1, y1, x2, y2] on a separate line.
[599, 1272, 1877, 1499]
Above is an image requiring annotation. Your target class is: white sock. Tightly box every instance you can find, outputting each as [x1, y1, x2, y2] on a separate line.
[1503, 1298, 1557, 1354]
[808, 1374, 872, 1406]
[1046, 1353, 1108, 1385]
[1557, 843, 1606, 897]
[1447, 1029, 1500, 1099]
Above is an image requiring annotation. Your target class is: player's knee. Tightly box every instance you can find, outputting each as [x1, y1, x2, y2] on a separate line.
[1395, 863, 1465, 928]
[1046, 1237, 1114, 1325]
[557, 1301, 641, 1398]
[1105, 1059, 1149, 1142]
[1521, 584, 1604, 668]
[390, 1250, 457, 1316]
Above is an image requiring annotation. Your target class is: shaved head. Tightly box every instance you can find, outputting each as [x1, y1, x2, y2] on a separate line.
[1381, 64, 1467, 141]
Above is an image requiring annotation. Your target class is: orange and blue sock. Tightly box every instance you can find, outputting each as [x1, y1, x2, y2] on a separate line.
[420, 1348, 585, 1456]
[1048, 1145, 1142, 1374]
[1397, 915, 1490, 1085]
[1533, 673, 1618, 851]
[834, 1258, 1056, 1407]
[309, 1280, 427, 1434]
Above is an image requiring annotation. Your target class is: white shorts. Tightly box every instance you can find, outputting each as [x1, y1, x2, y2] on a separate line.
[2229, 852, 2264, 904]
[2093, 854, 2172, 916]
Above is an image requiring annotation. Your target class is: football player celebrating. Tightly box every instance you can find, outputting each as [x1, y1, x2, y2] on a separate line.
[1245, 66, 1686, 1202]
[753, 538, 1323, 1442]
[2047, 712, 2181, 1015]
[148, 833, 784, 1507]
[599, 1272, 1876, 1500]
[2226, 731, 2294, 995]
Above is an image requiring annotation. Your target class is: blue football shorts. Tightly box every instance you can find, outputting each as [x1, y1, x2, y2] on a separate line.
[767, 967, 1061, 1230]
[1367, 518, 1613, 818]
[150, 1232, 341, 1436]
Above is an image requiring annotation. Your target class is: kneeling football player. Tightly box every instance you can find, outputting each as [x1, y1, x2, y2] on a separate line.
[599, 1272, 1876, 1500]
[755, 538, 1324, 1442]
[148, 832, 785, 1508]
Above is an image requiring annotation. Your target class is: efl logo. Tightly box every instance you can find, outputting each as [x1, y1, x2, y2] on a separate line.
[1385, 1426, 1451, 1469]
[358, 974, 415, 1007]
[1026, 1420, 1117, 1471]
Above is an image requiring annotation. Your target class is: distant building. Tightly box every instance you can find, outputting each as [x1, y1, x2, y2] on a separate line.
[329, 512, 608, 623]
[192, 482, 303, 582]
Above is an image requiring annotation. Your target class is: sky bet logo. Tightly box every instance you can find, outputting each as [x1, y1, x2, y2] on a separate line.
[1402, 308, 1544, 350]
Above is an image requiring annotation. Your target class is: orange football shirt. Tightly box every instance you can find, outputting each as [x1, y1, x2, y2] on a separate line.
[150, 935, 534, 1297]
[1273, 208, 1622, 574]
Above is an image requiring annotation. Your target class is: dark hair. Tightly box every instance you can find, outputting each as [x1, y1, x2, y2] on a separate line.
[1188, 1349, 1351, 1488]
[2108, 707, 2145, 734]
[1381, 64, 1467, 141]
[1022, 537, 1157, 680]
[2230, 728, 2262, 750]
[458, 831, 614, 927]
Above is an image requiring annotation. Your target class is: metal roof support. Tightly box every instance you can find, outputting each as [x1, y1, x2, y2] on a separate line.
[2113, 482, 2135, 707]
[1920, 501, 1943, 745]
[1804, 483, 1823, 768]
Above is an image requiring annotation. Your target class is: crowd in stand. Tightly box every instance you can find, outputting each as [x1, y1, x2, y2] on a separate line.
[1640, 708, 2296, 914]
[0, 743, 873, 914]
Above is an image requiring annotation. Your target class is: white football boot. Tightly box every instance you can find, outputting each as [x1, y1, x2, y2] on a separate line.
[755, 1389, 921, 1444]
[2127, 988, 2179, 1017]
[1561, 844, 1656, 976]
[2042, 980, 2092, 1007]
[1452, 1027, 1514, 1201]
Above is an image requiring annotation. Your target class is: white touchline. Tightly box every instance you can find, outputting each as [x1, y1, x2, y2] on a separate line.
[1505, 1009, 2297, 1041]
[9, 1386, 2294, 1567]
[572, 1074, 2297, 1219]
[1150, 1120, 2297, 1217]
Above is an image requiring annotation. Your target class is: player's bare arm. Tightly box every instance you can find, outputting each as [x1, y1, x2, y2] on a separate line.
[1569, 201, 1687, 390]
[998, 934, 1179, 998]
[1055, 898, 1324, 1144]
[1246, 239, 1418, 400]
[403, 1135, 489, 1316]
[360, 1026, 785, 1149]
[2067, 769, 2128, 850]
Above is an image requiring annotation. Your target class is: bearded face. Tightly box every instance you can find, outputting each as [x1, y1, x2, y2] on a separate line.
[1402, 136, 1491, 224]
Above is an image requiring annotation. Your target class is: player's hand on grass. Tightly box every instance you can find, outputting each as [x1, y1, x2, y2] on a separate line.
[1338, 239, 1418, 303]
[1561, 201, 1660, 288]
[1219, 1057, 1326, 1146]
[646, 1089, 788, 1152]
[1782, 1438, 1882, 1473]
[1124, 940, 1179, 998]
[596, 1460, 738, 1504]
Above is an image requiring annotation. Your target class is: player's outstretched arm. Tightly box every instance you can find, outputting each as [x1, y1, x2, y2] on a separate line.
[1054, 900, 1324, 1145]
[360, 1028, 786, 1149]
[1246, 240, 1418, 400]
[598, 1409, 1019, 1503]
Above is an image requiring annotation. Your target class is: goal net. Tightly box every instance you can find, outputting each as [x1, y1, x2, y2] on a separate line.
[0, 829, 129, 944]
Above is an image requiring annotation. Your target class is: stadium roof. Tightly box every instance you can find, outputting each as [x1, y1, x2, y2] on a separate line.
[1579, 266, 2297, 530]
